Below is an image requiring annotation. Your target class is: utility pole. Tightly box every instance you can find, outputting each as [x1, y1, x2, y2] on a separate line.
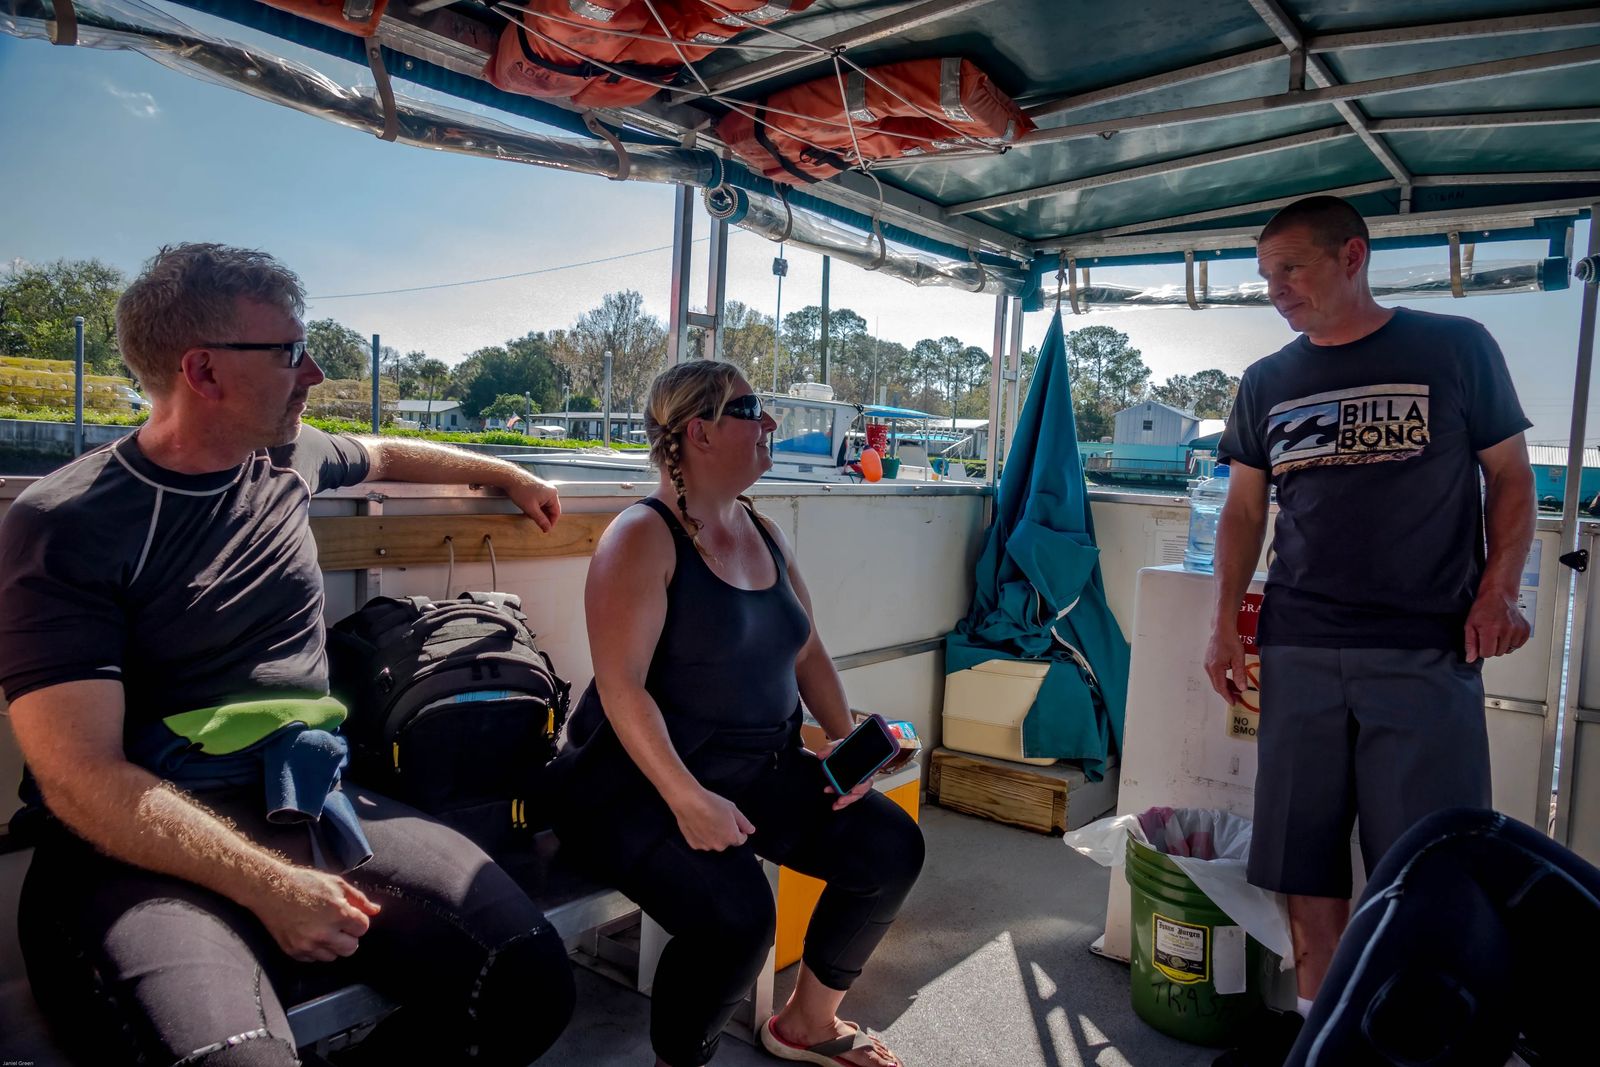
[370, 334, 381, 432]
[819, 255, 831, 385]
[771, 249, 787, 392]
[602, 350, 614, 447]
[72, 316, 84, 456]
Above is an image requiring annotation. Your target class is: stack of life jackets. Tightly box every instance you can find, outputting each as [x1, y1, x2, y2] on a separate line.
[716, 57, 1034, 184]
[486, 0, 817, 109]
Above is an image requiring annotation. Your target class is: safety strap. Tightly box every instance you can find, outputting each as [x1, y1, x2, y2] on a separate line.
[583, 110, 632, 180]
[365, 38, 398, 142]
[1448, 231, 1465, 298]
[49, 0, 77, 45]
[753, 105, 822, 184]
[516, 25, 687, 86]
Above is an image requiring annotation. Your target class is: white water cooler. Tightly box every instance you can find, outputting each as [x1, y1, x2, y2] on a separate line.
[1098, 564, 1267, 963]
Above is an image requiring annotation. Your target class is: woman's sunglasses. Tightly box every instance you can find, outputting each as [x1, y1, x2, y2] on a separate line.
[712, 394, 764, 422]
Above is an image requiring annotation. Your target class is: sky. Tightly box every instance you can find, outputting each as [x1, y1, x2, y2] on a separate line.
[0, 8, 1595, 442]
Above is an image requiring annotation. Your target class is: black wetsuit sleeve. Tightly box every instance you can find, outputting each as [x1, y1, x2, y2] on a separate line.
[268, 425, 371, 493]
[0, 494, 129, 701]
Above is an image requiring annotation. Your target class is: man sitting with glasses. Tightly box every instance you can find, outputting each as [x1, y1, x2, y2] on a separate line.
[0, 243, 575, 1067]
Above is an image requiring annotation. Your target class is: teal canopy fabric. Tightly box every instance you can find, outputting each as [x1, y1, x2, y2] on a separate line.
[945, 312, 1130, 781]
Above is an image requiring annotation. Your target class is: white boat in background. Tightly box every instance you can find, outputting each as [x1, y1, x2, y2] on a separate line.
[505, 383, 964, 485]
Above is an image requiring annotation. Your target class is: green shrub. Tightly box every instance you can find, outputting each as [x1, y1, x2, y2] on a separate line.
[0, 404, 149, 426]
[1, 408, 652, 451]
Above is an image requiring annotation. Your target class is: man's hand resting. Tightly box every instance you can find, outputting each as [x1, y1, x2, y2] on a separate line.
[507, 475, 562, 533]
[251, 866, 382, 963]
[1464, 589, 1530, 662]
[1204, 626, 1249, 704]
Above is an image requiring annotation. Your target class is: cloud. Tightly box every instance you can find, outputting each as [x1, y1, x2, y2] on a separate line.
[105, 84, 159, 118]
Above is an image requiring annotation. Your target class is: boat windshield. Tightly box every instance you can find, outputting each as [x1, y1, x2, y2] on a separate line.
[768, 398, 838, 459]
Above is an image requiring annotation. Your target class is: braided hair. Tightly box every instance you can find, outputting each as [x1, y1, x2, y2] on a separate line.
[645, 360, 745, 558]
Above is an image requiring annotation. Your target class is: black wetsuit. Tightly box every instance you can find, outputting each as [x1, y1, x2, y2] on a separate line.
[552, 498, 924, 1067]
[0, 428, 574, 1066]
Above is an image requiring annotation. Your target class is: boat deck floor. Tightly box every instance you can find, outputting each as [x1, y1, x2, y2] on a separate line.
[549, 805, 1215, 1067]
[1, 806, 1219, 1066]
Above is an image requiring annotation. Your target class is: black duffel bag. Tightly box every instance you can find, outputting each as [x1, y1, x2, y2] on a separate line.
[327, 592, 571, 852]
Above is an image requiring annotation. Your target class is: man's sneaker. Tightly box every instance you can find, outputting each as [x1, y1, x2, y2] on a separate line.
[1212, 1010, 1304, 1067]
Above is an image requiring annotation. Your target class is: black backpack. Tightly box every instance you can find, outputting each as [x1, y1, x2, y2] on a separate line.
[326, 592, 571, 852]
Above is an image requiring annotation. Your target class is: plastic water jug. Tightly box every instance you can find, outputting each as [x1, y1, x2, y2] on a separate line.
[1183, 464, 1231, 573]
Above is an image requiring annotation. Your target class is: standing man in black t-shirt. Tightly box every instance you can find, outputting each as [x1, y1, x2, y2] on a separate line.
[1204, 197, 1535, 1065]
[0, 243, 575, 1066]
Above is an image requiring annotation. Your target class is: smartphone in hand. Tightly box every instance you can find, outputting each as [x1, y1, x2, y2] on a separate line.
[820, 714, 900, 795]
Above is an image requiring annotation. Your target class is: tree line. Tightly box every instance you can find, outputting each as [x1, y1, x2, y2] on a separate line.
[3, 258, 1242, 434]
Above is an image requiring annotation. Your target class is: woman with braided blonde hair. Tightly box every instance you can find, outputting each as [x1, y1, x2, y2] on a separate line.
[553, 362, 922, 1067]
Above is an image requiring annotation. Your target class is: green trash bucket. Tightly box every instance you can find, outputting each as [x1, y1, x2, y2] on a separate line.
[881, 456, 901, 479]
[1125, 830, 1268, 1046]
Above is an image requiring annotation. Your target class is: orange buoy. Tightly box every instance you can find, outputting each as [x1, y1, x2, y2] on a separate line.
[859, 447, 883, 482]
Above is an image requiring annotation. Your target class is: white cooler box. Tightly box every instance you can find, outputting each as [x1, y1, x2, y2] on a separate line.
[941, 658, 1057, 766]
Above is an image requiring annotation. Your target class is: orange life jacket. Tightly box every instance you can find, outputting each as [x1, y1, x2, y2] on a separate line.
[716, 57, 1033, 184]
[486, 0, 815, 109]
[259, 0, 391, 37]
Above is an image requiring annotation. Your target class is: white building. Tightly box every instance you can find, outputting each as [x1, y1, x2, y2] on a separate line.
[1112, 400, 1199, 447]
[394, 399, 466, 430]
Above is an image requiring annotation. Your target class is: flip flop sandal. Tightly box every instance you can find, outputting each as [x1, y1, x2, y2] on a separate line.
[761, 1016, 902, 1067]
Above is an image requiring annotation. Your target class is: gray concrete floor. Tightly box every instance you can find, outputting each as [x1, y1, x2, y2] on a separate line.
[1, 806, 1219, 1066]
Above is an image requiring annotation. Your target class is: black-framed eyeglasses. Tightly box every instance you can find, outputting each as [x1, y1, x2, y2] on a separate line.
[712, 394, 764, 422]
[201, 341, 311, 368]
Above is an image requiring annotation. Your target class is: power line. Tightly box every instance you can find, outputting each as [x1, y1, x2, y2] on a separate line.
[308, 238, 710, 300]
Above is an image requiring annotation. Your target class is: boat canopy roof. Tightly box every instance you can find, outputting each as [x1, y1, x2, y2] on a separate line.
[8, 0, 1594, 302]
[864, 405, 941, 421]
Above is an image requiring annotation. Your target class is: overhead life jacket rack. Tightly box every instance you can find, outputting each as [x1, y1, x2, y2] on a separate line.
[259, 0, 391, 37]
[716, 57, 1034, 185]
[486, 0, 816, 109]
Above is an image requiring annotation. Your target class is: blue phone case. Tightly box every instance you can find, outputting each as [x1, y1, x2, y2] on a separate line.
[820, 714, 899, 794]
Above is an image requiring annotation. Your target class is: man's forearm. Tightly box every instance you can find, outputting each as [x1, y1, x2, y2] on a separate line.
[1212, 506, 1267, 628]
[1480, 466, 1536, 598]
[360, 436, 547, 493]
[39, 760, 293, 914]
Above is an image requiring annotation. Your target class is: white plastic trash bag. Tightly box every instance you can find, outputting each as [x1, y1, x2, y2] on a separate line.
[1064, 806, 1292, 960]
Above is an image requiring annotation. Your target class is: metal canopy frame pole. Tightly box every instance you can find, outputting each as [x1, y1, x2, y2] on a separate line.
[1003, 298, 1024, 466]
[691, 0, 1003, 98]
[1009, 44, 1600, 153]
[701, 216, 729, 361]
[951, 127, 1355, 216]
[667, 184, 695, 364]
[1245, 0, 1414, 195]
[1036, 196, 1597, 260]
[1551, 208, 1600, 844]
[985, 294, 1007, 486]
[1368, 107, 1600, 131]
[1018, 9, 1600, 121]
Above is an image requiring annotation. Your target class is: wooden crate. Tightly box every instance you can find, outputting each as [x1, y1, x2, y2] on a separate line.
[928, 748, 1117, 835]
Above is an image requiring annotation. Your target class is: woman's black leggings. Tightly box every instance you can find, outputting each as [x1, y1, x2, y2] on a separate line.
[19, 784, 576, 1067]
[1286, 807, 1600, 1067]
[560, 742, 925, 1067]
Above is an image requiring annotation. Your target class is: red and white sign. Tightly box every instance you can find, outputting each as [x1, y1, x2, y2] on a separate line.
[1229, 593, 1263, 740]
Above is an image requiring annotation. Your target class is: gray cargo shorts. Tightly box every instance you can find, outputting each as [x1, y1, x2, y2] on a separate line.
[1247, 645, 1491, 898]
